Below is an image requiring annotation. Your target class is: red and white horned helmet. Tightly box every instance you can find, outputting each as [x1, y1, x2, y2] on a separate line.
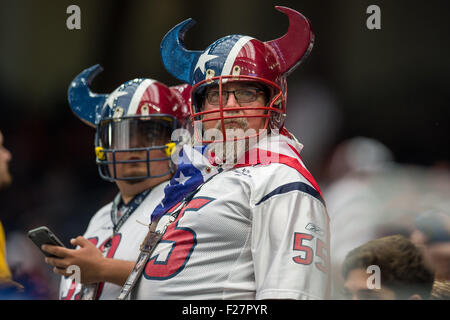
[160, 6, 314, 142]
[68, 64, 191, 181]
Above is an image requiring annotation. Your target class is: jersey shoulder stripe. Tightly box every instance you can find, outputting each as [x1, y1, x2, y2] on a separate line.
[235, 146, 323, 199]
[255, 181, 325, 206]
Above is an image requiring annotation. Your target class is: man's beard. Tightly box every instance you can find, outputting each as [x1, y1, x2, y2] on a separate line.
[216, 117, 249, 132]
[208, 118, 253, 165]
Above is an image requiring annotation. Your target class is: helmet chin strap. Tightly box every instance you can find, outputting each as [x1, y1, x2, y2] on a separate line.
[165, 142, 176, 157]
[166, 143, 177, 174]
[169, 159, 175, 174]
[95, 146, 106, 160]
[269, 112, 286, 131]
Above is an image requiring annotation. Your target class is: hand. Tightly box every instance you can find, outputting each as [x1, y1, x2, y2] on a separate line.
[42, 236, 106, 284]
[0, 278, 24, 292]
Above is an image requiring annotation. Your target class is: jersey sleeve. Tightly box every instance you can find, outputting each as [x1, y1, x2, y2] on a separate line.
[250, 165, 330, 300]
[58, 203, 112, 300]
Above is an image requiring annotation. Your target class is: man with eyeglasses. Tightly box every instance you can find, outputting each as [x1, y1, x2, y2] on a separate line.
[128, 7, 330, 300]
[201, 83, 271, 131]
[200, 82, 275, 165]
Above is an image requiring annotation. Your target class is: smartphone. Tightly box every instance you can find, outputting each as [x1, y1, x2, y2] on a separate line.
[27, 226, 66, 258]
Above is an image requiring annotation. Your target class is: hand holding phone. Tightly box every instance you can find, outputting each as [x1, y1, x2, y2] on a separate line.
[27, 226, 66, 258]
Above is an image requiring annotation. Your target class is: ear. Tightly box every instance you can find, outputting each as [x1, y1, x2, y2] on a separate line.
[407, 294, 423, 300]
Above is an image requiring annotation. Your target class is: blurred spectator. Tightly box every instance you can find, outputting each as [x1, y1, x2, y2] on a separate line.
[430, 280, 450, 300]
[0, 130, 12, 190]
[323, 136, 394, 184]
[323, 136, 450, 298]
[0, 130, 24, 297]
[0, 130, 12, 279]
[341, 235, 434, 300]
[410, 210, 450, 281]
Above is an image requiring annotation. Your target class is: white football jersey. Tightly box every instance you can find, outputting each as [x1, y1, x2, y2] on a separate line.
[59, 181, 167, 300]
[133, 136, 330, 300]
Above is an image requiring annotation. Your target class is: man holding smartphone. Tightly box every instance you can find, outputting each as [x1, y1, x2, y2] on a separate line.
[42, 65, 190, 299]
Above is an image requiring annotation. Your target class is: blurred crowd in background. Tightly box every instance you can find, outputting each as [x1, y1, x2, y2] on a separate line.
[0, 0, 449, 299]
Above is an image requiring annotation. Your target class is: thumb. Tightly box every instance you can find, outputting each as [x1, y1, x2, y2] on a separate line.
[70, 236, 90, 248]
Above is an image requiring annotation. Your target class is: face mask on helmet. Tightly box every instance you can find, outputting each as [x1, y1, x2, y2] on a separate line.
[160, 6, 313, 143]
[190, 78, 284, 143]
[95, 115, 176, 181]
[68, 65, 191, 182]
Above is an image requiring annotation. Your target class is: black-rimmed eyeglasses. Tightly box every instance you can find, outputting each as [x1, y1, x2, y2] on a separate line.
[205, 88, 264, 105]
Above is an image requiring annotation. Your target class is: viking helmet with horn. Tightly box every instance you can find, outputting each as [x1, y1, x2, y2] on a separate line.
[160, 6, 313, 143]
[68, 64, 191, 182]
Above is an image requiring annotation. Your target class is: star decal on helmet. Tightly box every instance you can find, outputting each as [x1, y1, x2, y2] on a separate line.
[105, 90, 128, 109]
[194, 49, 218, 74]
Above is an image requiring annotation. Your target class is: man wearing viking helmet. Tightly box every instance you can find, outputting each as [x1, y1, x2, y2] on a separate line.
[42, 65, 191, 299]
[131, 7, 330, 300]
